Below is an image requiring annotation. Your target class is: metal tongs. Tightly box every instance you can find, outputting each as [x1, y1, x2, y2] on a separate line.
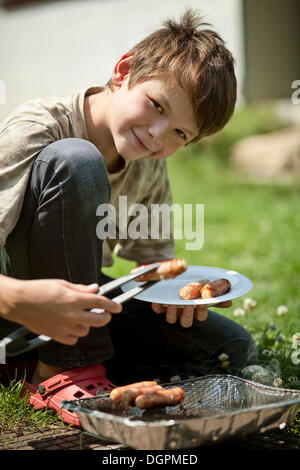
[0, 262, 160, 358]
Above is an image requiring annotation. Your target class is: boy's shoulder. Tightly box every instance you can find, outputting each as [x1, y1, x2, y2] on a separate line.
[0, 87, 91, 138]
[2, 91, 74, 122]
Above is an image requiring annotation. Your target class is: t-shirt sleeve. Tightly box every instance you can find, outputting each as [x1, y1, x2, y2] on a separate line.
[0, 117, 56, 246]
[112, 160, 176, 265]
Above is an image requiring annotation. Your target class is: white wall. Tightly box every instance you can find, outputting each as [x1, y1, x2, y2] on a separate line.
[0, 0, 244, 120]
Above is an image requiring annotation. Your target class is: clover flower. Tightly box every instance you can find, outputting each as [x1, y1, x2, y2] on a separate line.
[291, 350, 300, 365]
[218, 353, 229, 362]
[288, 376, 297, 383]
[273, 378, 283, 388]
[277, 305, 288, 316]
[292, 332, 300, 348]
[233, 308, 246, 317]
[262, 349, 273, 356]
[243, 298, 257, 312]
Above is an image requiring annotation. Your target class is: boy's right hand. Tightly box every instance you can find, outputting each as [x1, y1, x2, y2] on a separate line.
[0, 276, 122, 345]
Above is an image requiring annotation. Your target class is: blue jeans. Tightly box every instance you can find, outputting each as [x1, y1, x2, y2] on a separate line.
[0, 138, 257, 383]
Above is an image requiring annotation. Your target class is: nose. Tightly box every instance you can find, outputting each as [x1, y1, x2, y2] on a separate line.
[147, 118, 170, 143]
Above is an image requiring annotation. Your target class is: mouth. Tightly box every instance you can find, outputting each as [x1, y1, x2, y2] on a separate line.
[132, 129, 149, 152]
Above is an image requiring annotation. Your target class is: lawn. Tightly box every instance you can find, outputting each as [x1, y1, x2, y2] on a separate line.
[1, 103, 300, 439]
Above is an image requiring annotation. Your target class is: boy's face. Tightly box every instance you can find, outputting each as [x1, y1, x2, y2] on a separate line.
[109, 75, 198, 161]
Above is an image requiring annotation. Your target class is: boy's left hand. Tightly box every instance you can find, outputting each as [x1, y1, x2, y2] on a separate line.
[152, 301, 232, 328]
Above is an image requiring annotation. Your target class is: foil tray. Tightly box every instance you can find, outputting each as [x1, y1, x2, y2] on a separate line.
[61, 375, 300, 450]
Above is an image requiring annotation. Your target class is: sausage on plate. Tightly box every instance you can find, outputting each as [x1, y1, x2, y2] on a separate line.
[179, 279, 210, 300]
[200, 278, 231, 299]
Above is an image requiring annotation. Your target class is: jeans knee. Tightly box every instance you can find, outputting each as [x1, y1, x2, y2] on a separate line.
[33, 138, 111, 205]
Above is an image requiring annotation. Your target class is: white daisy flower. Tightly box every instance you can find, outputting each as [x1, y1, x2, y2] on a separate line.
[292, 333, 300, 348]
[233, 308, 246, 317]
[243, 298, 257, 312]
[291, 350, 300, 365]
[218, 353, 229, 362]
[277, 305, 288, 316]
[288, 376, 297, 383]
[273, 378, 283, 388]
[262, 349, 273, 356]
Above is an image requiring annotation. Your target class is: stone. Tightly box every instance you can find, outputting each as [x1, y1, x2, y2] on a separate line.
[232, 126, 300, 178]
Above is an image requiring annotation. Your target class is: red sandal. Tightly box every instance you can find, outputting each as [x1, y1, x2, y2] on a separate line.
[22, 363, 115, 427]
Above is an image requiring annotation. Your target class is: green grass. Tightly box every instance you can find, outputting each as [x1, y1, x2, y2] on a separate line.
[166, 149, 300, 338]
[0, 373, 64, 436]
[1, 103, 300, 440]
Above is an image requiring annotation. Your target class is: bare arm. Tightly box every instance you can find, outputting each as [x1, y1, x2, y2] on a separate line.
[0, 274, 122, 345]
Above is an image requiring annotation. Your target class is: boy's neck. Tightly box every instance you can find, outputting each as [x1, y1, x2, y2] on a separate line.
[84, 89, 124, 174]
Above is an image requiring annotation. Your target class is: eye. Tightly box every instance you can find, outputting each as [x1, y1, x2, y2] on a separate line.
[175, 129, 187, 141]
[151, 99, 163, 114]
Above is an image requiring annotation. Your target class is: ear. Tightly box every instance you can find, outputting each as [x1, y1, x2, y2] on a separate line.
[111, 52, 135, 87]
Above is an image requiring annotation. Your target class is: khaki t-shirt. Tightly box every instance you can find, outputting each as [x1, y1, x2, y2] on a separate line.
[0, 86, 175, 267]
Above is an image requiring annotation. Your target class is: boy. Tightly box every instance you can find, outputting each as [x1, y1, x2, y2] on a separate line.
[0, 10, 257, 426]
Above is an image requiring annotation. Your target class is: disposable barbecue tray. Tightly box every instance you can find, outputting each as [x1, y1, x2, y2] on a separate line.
[61, 374, 300, 450]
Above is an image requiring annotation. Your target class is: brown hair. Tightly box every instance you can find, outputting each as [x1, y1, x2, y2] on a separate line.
[107, 9, 237, 142]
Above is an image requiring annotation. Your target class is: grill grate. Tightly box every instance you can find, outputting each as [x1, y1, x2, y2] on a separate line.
[67, 375, 300, 421]
[61, 375, 300, 449]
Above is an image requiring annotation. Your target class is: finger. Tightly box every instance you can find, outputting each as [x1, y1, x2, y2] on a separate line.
[180, 305, 195, 328]
[152, 303, 165, 314]
[82, 311, 112, 328]
[165, 305, 178, 324]
[64, 281, 99, 293]
[78, 294, 123, 313]
[216, 301, 232, 308]
[72, 324, 90, 337]
[53, 334, 79, 346]
[195, 305, 208, 322]
[79, 283, 99, 293]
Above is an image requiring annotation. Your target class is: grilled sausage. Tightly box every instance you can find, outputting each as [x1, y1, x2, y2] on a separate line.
[179, 279, 210, 300]
[135, 387, 184, 409]
[110, 381, 159, 403]
[121, 385, 163, 408]
[200, 278, 231, 299]
[131, 259, 187, 282]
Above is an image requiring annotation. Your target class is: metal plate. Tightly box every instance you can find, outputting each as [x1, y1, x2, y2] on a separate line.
[61, 375, 300, 450]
